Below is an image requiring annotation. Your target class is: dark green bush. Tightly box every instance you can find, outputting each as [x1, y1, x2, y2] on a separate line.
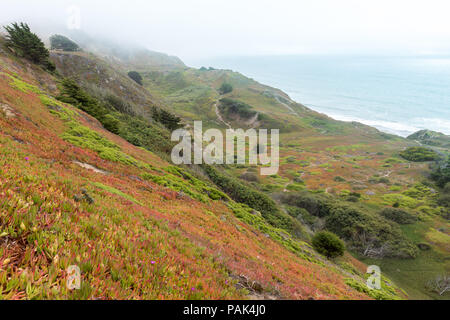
[280, 192, 331, 217]
[101, 114, 121, 134]
[239, 172, 259, 182]
[57, 78, 107, 119]
[399, 147, 439, 162]
[219, 82, 233, 94]
[437, 194, 450, 208]
[219, 98, 256, 120]
[50, 34, 80, 51]
[430, 158, 450, 188]
[286, 206, 317, 226]
[380, 208, 417, 224]
[127, 71, 143, 85]
[312, 231, 345, 258]
[151, 107, 182, 131]
[346, 196, 360, 203]
[378, 177, 390, 184]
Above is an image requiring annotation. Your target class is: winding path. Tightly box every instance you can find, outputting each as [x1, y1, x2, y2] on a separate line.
[214, 101, 232, 129]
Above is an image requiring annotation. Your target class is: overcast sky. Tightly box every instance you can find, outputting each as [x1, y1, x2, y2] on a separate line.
[2, 0, 450, 60]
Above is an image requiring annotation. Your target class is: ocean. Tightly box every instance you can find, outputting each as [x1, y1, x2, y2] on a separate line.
[187, 55, 450, 137]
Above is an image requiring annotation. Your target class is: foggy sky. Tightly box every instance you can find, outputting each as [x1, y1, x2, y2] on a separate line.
[2, 0, 450, 61]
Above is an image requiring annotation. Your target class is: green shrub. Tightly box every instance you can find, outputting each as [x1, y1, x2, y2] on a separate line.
[379, 207, 417, 224]
[346, 196, 360, 203]
[219, 82, 233, 94]
[57, 78, 107, 119]
[127, 71, 143, 85]
[325, 204, 418, 258]
[399, 147, 439, 162]
[219, 98, 256, 120]
[101, 114, 121, 134]
[334, 176, 346, 182]
[444, 182, 450, 194]
[151, 106, 182, 131]
[50, 34, 80, 51]
[104, 94, 135, 115]
[116, 113, 174, 155]
[312, 231, 345, 258]
[239, 172, 259, 182]
[378, 177, 390, 184]
[286, 206, 317, 226]
[430, 158, 450, 187]
[280, 192, 331, 217]
[437, 194, 450, 208]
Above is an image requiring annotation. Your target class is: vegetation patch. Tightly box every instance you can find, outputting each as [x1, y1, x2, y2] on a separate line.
[219, 98, 257, 120]
[312, 231, 345, 258]
[399, 147, 440, 162]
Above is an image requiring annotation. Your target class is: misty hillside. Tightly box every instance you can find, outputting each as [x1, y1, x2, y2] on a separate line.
[0, 26, 448, 301]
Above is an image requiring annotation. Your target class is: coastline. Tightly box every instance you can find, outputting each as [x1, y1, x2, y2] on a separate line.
[187, 55, 450, 138]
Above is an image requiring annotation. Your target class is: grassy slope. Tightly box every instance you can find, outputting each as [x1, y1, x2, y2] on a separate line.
[127, 57, 449, 300]
[0, 48, 379, 300]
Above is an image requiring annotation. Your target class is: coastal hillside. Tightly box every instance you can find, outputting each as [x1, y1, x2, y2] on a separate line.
[0, 33, 387, 300]
[0, 26, 448, 300]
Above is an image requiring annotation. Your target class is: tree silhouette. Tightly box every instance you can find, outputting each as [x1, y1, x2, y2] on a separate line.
[4, 22, 54, 71]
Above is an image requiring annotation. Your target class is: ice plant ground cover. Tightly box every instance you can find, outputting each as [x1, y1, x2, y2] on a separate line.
[0, 53, 383, 300]
[0, 27, 448, 300]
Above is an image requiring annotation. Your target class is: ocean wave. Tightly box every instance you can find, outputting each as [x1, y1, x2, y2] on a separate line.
[328, 114, 420, 137]
[328, 114, 450, 137]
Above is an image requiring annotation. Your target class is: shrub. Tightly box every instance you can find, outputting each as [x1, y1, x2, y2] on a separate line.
[437, 194, 450, 208]
[286, 206, 317, 226]
[239, 172, 259, 182]
[219, 98, 256, 120]
[50, 34, 80, 51]
[378, 177, 390, 184]
[127, 71, 143, 85]
[312, 231, 345, 258]
[204, 166, 305, 238]
[444, 182, 450, 194]
[219, 82, 233, 94]
[101, 114, 121, 134]
[281, 191, 417, 258]
[380, 208, 417, 224]
[430, 158, 450, 188]
[4, 22, 53, 70]
[104, 94, 135, 115]
[57, 78, 107, 119]
[293, 176, 304, 184]
[151, 107, 182, 131]
[399, 147, 439, 162]
[280, 192, 330, 217]
[325, 204, 418, 258]
[346, 196, 360, 203]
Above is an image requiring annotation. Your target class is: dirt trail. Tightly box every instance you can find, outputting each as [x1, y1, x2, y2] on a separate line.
[275, 96, 299, 117]
[214, 101, 232, 129]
